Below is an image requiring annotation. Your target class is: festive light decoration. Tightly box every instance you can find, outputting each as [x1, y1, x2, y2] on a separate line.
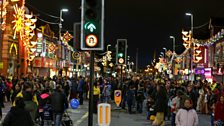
[24, 12, 37, 47]
[62, 31, 73, 45]
[165, 50, 173, 57]
[72, 52, 80, 60]
[203, 29, 224, 46]
[175, 57, 182, 64]
[48, 43, 56, 53]
[11, 0, 20, 2]
[12, 4, 25, 39]
[182, 30, 192, 49]
[0, 0, 8, 30]
[9, 43, 18, 55]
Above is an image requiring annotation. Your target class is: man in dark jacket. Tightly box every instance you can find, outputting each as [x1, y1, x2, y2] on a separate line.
[2, 97, 34, 126]
[51, 85, 68, 126]
[77, 76, 85, 105]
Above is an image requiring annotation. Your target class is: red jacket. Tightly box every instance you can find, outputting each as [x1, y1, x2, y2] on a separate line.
[214, 101, 224, 121]
[6, 81, 13, 91]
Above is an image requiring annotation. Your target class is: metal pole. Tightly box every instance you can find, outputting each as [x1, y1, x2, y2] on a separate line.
[173, 37, 175, 53]
[0, 0, 3, 62]
[88, 51, 94, 126]
[190, 14, 194, 83]
[120, 64, 123, 83]
[59, 10, 62, 75]
[136, 48, 138, 73]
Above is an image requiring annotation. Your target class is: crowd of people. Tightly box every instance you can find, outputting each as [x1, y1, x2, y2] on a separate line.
[0, 73, 223, 126]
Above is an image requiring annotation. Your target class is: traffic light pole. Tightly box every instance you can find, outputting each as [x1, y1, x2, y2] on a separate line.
[120, 64, 123, 83]
[88, 51, 94, 126]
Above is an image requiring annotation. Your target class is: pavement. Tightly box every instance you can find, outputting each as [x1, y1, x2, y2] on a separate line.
[0, 100, 211, 126]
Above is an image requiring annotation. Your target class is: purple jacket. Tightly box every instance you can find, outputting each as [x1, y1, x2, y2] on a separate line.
[175, 108, 198, 126]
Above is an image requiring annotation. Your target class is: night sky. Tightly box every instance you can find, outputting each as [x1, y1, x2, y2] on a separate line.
[26, 0, 224, 68]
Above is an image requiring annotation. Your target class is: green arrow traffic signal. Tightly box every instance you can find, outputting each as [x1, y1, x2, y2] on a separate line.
[118, 53, 123, 57]
[84, 22, 96, 32]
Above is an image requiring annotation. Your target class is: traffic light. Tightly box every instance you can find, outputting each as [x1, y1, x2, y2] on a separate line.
[116, 39, 127, 65]
[81, 0, 104, 50]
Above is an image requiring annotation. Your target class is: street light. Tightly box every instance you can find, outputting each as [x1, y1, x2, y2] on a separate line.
[170, 36, 175, 78]
[185, 13, 193, 35]
[58, 8, 68, 75]
[106, 44, 111, 51]
[160, 52, 164, 57]
[59, 8, 68, 40]
[186, 12, 194, 82]
[163, 47, 167, 59]
[59, 8, 68, 59]
[163, 47, 167, 53]
[169, 36, 175, 53]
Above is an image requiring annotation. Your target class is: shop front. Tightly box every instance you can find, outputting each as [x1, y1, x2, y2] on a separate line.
[32, 57, 57, 77]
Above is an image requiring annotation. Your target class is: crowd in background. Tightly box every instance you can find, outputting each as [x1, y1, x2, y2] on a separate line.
[0, 73, 223, 126]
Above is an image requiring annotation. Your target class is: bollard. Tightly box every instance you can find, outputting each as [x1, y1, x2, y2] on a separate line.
[98, 103, 111, 126]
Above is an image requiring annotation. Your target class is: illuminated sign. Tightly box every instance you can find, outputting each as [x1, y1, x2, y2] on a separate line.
[85, 34, 98, 47]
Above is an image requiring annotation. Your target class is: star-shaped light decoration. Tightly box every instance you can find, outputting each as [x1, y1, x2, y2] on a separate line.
[62, 31, 73, 46]
[12, 4, 25, 39]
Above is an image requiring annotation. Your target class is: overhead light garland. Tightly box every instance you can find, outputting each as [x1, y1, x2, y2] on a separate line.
[203, 29, 224, 46]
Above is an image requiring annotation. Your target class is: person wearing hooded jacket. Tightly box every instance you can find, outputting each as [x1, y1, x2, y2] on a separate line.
[2, 97, 34, 126]
[175, 98, 198, 126]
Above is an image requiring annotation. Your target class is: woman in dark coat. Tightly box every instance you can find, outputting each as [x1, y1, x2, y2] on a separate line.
[152, 84, 168, 126]
[2, 97, 34, 126]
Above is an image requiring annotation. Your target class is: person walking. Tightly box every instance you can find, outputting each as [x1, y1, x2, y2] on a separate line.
[0, 78, 5, 120]
[136, 84, 145, 113]
[11, 84, 21, 104]
[170, 90, 181, 126]
[214, 95, 224, 126]
[152, 83, 168, 126]
[14, 82, 38, 122]
[175, 98, 199, 126]
[126, 85, 135, 114]
[2, 97, 34, 126]
[91, 81, 100, 114]
[50, 85, 68, 126]
[77, 76, 85, 105]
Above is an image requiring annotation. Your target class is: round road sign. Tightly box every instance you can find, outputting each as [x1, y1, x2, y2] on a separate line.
[118, 58, 124, 64]
[85, 34, 98, 47]
[115, 92, 121, 97]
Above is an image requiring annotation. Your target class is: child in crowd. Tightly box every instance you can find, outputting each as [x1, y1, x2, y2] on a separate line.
[175, 98, 198, 126]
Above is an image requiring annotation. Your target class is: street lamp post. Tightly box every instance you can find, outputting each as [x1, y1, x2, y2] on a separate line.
[186, 12, 194, 82]
[169, 36, 175, 53]
[160, 52, 164, 58]
[106, 44, 111, 51]
[170, 36, 175, 79]
[59, 8, 68, 75]
[105, 44, 111, 77]
[163, 47, 167, 57]
[59, 8, 68, 43]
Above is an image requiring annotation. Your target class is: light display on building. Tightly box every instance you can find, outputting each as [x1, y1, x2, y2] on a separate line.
[62, 31, 73, 46]
[12, 4, 25, 39]
[0, 0, 8, 30]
